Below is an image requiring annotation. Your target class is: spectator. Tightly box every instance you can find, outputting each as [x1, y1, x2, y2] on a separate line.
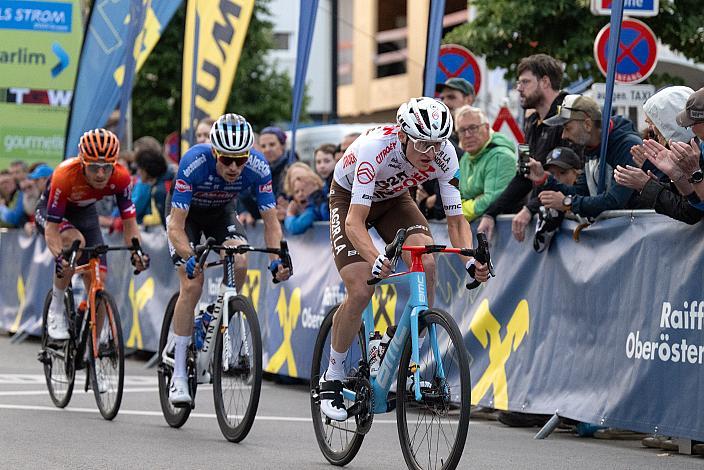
[479, 53, 572, 240]
[531, 148, 583, 252]
[283, 162, 316, 197]
[455, 105, 516, 222]
[133, 147, 174, 228]
[334, 132, 361, 162]
[525, 95, 641, 218]
[0, 168, 25, 228]
[314, 143, 336, 194]
[614, 86, 702, 224]
[9, 160, 28, 184]
[284, 172, 329, 234]
[195, 118, 215, 144]
[436, 77, 476, 154]
[22, 164, 53, 233]
[514, 147, 583, 242]
[644, 87, 704, 210]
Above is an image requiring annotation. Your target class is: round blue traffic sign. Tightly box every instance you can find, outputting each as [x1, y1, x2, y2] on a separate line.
[435, 44, 481, 94]
[594, 18, 658, 84]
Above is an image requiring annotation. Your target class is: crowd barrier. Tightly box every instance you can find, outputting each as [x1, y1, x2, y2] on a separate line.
[1, 213, 702, 441]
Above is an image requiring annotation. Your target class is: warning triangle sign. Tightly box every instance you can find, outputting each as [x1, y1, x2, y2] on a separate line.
[492, 106, 525, 145]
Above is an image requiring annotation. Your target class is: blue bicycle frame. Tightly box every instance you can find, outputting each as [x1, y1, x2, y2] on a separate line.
[342, 270, 445, 414]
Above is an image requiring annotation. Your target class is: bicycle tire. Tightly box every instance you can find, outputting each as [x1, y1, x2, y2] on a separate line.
[157, 292, 194, 428]
[310, 305, 367, 466]
[87, 291, 124, 420]
[396, 308, 471, 470]
[40, 289, 75, 408]
[212, 295, 262, 442]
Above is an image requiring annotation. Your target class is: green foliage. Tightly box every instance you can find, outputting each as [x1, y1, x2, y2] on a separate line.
[444, 0, 704, 85]
[131, 0, 298, 141]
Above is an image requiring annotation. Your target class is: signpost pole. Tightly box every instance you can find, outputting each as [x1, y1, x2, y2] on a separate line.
[597, 0, 625, 194]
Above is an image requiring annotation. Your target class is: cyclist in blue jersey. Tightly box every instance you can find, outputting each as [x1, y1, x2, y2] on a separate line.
[166, 113, 291, 405]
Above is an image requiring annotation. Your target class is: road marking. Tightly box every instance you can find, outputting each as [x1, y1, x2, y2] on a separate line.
[0, 374, 157, 385]
[0, 403, 399, 424]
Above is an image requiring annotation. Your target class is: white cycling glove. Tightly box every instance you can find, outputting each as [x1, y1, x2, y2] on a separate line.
[371, 253, 390, 278]
[465, 259, 476, 281]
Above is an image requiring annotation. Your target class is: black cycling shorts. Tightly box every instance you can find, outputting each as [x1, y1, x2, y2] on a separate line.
[35, 193, 108, 270]
[165, 195, 247, 266]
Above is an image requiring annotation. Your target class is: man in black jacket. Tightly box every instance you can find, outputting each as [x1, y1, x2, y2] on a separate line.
[478, 54, 573, 240]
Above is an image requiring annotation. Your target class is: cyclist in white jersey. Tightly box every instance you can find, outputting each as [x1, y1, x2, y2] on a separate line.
[320, 97, 490, 420]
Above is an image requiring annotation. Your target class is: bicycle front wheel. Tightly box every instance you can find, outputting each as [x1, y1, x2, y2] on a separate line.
[396, 308, 471, 470]
[157, 293, 194, 428]
[310, 305, 367, 466]
[88, 291, 125, 420]
[40, 289, 75, 408]
[213, 295, 262, 442]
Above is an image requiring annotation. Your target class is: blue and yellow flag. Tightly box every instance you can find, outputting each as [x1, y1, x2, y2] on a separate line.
[180, 0, 254, 155]
[65, 0, 181, 157]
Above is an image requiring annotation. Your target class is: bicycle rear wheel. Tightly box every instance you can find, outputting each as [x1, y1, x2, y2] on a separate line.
[88, 290, 125, 420]
[157, 293, 196, 428]
[39, 289, 75, 408]
[310, 305, 367, 466]
[396, 308, 471, 470]
[212, 295, 262, 442]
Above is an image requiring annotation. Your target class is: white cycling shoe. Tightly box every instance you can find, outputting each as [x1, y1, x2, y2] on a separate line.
[319, 372, 348, 421]
[169, 377, 192, 406]
[47, 310, 70, 340]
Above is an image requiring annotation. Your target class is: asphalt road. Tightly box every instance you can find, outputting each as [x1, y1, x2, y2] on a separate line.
[0, 334, 699, 470]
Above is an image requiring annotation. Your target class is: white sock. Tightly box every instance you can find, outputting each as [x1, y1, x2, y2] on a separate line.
[49, 285, 66, 316]
[173, 335, 190, 379]
[326, 345, 348, 381]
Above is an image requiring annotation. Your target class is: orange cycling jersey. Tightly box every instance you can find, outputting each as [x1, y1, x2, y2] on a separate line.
[45, 157, 136, 223]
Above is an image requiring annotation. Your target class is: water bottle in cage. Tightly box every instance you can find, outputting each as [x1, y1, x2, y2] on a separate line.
[378, 325, 396, 364]
[368, 331, 383, 377]
[194, 304, 215, 350]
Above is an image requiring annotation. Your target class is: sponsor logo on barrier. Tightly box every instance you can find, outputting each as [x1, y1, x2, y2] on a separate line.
[469, 299, 530, 409]
[240, 269, 261, 309]
[371, 284, 396, 333]
[126, 277, 155, 350]
[625, 300, 704, 365]
[265, 287, 300, 376]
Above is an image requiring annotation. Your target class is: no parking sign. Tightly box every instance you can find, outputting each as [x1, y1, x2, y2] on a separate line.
[593, 18, 658, 84]
[435, 44, 482, 94]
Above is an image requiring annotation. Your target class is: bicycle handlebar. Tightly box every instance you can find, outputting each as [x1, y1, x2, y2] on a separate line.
[188, 237, 294, 282]
[58, 238, 147, 278]
[365, 229, 495, 288]
[367, 228, 406, 286]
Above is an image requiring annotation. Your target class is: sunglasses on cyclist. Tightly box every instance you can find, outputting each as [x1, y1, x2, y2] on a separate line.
[85, 162, 114, 173]
[409, 137, 445, 154]
[214, 149, 250, 167]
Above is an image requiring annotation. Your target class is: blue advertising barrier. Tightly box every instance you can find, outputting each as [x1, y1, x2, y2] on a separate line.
[1, 213, 703, 441]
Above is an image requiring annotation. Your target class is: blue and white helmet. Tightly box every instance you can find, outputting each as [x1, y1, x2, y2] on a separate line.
[209, 113, 254, 153]
[396, 97, 453, 142]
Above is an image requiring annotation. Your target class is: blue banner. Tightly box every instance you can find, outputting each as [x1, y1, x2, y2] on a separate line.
[289, 0, 318, 159]
[422, 0, 445, 97]
[64, 0, 181, 157]
[0, 1, 72, 32]
[2, 213, 703, 441]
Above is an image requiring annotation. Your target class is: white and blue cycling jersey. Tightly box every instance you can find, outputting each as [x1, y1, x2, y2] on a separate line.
[171, 143, 276, 212]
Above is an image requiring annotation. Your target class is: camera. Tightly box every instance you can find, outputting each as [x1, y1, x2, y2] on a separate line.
[517, 144, 531, 177]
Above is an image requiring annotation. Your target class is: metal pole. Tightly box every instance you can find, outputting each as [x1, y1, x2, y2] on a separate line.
[597, 0, 625, 193]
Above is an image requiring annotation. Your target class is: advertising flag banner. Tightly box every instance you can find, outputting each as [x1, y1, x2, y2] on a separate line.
[64, 0, 181, 158]
[0, 0, 82, 167]
[180, 0, 255, 155]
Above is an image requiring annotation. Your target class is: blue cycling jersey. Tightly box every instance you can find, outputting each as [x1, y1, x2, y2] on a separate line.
[171, 143, 276, 212]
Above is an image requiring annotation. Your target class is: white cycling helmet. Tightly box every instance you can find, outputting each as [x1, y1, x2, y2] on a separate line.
[396, 97, 453, 142]
[209, 113, 254, 153]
